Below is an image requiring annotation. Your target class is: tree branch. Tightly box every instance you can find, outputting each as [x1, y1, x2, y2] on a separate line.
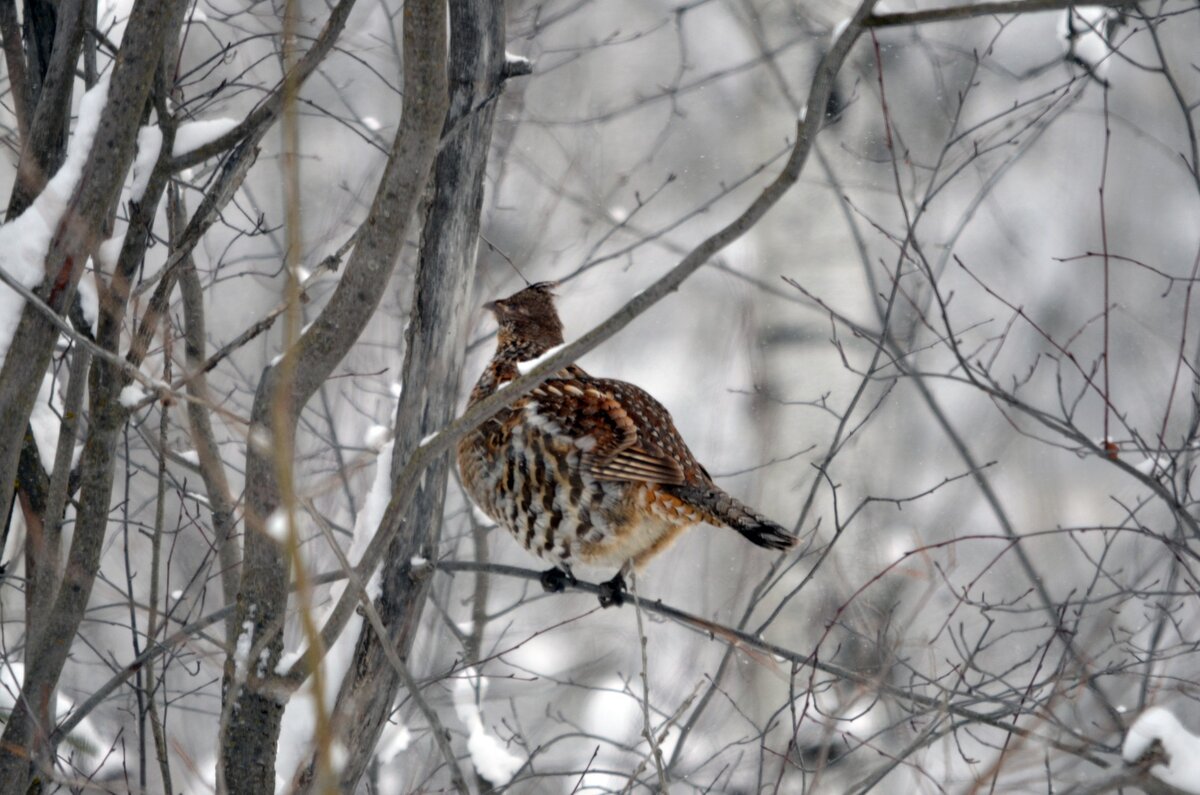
[863, 0, 1128, 28]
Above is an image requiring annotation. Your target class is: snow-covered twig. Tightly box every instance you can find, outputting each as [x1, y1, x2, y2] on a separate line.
[1123, 707, 1200, 794]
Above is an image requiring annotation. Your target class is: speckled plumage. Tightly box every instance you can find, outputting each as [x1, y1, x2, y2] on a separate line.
[457, 282, 796, 605]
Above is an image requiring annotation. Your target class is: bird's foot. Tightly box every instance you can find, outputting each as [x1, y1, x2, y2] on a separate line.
[540, 567, 577, 594]
[598, 573, 627, 608]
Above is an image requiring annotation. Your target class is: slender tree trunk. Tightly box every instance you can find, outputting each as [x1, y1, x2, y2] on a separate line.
[218, 2, 448, 791]
[0, 0, 84, 545]
[293, 1, 509, 789]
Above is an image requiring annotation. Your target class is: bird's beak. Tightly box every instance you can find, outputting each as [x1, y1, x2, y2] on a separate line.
[483, 300, 498, 313]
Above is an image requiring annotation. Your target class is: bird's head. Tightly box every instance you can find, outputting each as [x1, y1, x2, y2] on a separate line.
[486, 281, 564, 360]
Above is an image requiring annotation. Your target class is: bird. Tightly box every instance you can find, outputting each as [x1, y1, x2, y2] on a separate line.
[457, 282, 797, 607]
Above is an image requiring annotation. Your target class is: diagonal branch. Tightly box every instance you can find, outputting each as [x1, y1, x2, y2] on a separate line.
[863, 0, 1128, 28]
[298, 0, 885, 685]
[170, 0, 358, 170]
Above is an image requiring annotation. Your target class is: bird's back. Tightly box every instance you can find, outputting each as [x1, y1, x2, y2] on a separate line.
[458, 371, 711, 569]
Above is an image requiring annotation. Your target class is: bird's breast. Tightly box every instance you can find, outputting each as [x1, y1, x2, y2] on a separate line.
[457, 404, 698, 569]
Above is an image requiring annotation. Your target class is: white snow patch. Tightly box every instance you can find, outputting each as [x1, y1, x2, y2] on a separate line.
[354, 439, 392, 602]
[248, 425, 272, 454]
[265, 508, 291, 542]
[185, 490, 211, 508]
[1122, 707, 1200, 793]
[362, 446, 395, 525]
[504, 51, 531, 69]
[516, 343, 567, 375]
[364, 424, 391, 451]
[329, 742, 348, 773]
[1136, 456, 1167, 475]
[454, 669, 524, 786]
[119, 383, 147, 408]
[583, 677, 643, 744]
[170, 589, 183, 600]
[76, 265, 99, 335]
[1060, 7, 1117, 76]
[419, 431, 439, 446]
[178, 449, 200, 465]
[172, 118, 239, 156]
[97, 0, 136, 45]
[275, 650, 303, 676]
[234, 620, 254, 676]
[362, 116, 382, 131]
[389, 381, 403, 398]
[830, 17, 851, 44]
[96, 235, 124, 273]
[28, 372, 63, 471]
[410, 555, 428, 567]
[472, 505, 495, 526]
[376, 720, 411, 765]
[0, 77, 109, 370]
[131, 125, 163, 202]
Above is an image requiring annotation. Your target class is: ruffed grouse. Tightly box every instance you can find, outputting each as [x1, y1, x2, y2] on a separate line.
[457, 282, 796, 607]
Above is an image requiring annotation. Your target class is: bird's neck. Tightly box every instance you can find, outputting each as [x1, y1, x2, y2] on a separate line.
[468, 339, 550, 405]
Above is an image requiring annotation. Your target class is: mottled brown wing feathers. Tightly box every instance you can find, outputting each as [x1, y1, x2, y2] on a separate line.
[591, 446, 685, 484]
[528, 377, 688, 486]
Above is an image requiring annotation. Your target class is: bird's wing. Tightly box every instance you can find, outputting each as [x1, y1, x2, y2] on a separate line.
[526, 377, 691, 486]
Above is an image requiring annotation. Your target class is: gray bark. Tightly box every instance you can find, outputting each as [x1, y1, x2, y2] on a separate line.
[0, 0, 172, 554]
[0, 2, 188, 788]
[218, 1, 449, 791]
[8, 0, 84, 218]
[292, 0, 506, 788]
[0, 0, 83, 550]
[176, 185, 243, 649]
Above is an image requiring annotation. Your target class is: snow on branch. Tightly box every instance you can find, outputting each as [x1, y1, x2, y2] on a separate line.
[0, 77, 110, 368]
[1123, 707, 1200, 793]
[1059, 6, 1123, 80]
[132, 118, 239, 201]
[173, 118, 240, 157]
[454, 669, 524, 786]
[502, 51, 533, 79]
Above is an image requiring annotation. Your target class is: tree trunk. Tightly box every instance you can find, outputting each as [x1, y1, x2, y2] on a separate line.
[293, 3, 507, 786]
[0, 1, 187, 788]
[218, 2, 449, 791]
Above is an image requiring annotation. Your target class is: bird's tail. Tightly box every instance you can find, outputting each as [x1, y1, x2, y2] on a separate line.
[670, 485, 797, 551]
